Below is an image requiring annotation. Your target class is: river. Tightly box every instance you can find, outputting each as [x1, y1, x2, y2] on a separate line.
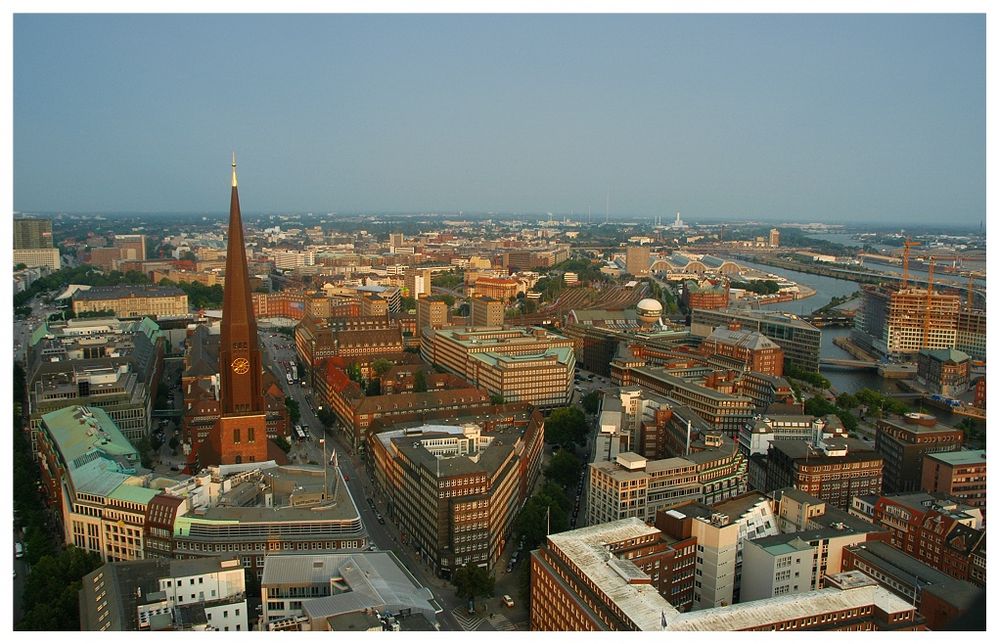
[725, 258, 896, 396]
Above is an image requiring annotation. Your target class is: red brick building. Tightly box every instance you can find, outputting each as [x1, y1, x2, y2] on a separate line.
[699, 323, 784, 376]
[869, 494, 986, 586]
[682, 278, 730, 310]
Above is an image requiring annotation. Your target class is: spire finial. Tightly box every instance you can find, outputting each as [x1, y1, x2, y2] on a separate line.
[231, 151, 238, 188]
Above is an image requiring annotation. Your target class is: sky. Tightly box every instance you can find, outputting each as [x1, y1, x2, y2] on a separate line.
[12, 13, 986, 224]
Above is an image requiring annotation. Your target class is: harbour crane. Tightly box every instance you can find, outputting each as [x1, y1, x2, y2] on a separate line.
[902, 238, 921, 289]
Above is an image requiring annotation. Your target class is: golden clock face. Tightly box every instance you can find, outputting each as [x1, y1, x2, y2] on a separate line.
[231, 358, 250, 375]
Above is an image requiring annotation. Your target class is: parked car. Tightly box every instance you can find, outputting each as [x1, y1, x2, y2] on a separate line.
[502, 595, 515, 608]
[376, 513, 385, 524]
[15, 543, 24, 559]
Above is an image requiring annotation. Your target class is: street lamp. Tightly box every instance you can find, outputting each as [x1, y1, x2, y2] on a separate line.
[319, 438, 328, 500]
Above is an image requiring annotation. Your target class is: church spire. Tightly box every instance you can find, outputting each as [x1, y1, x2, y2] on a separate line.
[232, 151, 238, 188]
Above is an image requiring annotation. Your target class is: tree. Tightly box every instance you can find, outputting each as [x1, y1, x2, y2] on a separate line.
[273, 436, 291, 453]
[14, 262, 27, 271]
[17, 546, 103, 630]
[413, 370, 428, 393]
[581, 391, 601, 414]
[371, 359, 393, 377]
[285, 397, 301, 424]
[545, 449, 581, 490]
[400, 295, 417, 311]
[515, 484, 570, 550]
[451, 564, 495, 603]
[836, 393, 859, 410]
[317, 408, 336, 429]
[544, 407, 588, 447]
[490, 393, 505, 405]
[365, 378, 381, 396]
[135, 436, 154, 469]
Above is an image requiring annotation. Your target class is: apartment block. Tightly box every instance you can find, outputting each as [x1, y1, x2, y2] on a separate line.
[915, 348, 971, 396]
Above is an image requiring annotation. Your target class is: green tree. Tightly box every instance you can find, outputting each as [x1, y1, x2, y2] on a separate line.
[365, 378, 381, 396]
[17, 546, 103, 630]
[581, 391, 601, 414]
[544, 407, 588, 447]
[514, 483, 570, 550]
[317, 408, 337, 429]
[273, 436, 291, 453]
[451, 564, 495, 603]
[836, 393, 859, 409]
[413, 370, 428, 393]
[371, 359, 393, 376]
[490, 393, 505, 405]
[285, 397, 301, 424]
[545, 449, 581, 489]
[135, 436, 154, 469]
[400, 295, 417, 311]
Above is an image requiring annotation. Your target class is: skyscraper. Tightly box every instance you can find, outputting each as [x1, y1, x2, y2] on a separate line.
[13, 217, 53, 249]
[196, 155, 286, 467]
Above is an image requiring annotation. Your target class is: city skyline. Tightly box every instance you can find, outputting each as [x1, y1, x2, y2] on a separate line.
[13, 13, 985, 225]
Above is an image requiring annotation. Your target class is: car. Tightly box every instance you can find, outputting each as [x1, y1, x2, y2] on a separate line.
[15, 543, 24, 559]
[376, 514, 385, 524]
[502, 595, 515, 608]
[343, 473, 349, 481]
[367, 498, 375, 508]
[467, 600, 476, 615]
[367, 544, 377, 551]
[505, 561, 514, 573]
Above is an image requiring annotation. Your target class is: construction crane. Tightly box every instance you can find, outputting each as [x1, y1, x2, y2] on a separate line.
[922, 256, 935, 349]
[902, 238, 921, 289]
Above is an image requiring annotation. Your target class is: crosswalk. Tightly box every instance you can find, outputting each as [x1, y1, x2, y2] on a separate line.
[450, 609, 485, 631]
[486, 614, 517, 631]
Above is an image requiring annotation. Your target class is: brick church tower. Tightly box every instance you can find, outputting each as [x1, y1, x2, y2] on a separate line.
[195, 155, 286, 467]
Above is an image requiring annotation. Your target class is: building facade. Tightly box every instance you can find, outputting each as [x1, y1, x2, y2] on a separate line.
[72, 285, 189, 318]
[920, 450, 986, 509]
[874, 414, 963, 494]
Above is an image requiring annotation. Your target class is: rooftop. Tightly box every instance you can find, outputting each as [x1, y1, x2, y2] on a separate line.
[923, 449, 985, 467]
[73, 284, 186, 300]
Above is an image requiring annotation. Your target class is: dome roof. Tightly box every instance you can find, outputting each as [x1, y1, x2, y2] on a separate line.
[636, 298, 663, 314]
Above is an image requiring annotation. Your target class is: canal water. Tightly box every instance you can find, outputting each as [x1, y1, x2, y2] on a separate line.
[727, 258, 894, 396]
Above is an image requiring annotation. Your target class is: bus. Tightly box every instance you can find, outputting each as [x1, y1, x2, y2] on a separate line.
[294, 425, 305, 441]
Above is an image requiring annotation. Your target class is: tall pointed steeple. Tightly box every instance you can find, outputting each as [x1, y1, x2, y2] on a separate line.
[218, 153, 265, 414]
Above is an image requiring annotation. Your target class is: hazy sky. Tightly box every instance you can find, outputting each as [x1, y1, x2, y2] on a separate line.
[13, 13, 985, 224]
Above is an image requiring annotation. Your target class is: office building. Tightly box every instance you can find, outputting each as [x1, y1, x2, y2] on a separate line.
[740, 535, 815, 602]
[921, 449, 986, 509]
[625, 246, 650, 276]
[405, 267, 433, 299]
[765, 438, 883, 510]
[854, 286, 960, 358]
[874, 413, 963, 494]
[699, 324, 784, 376]
[473, 276, 519, 301]
[841, 541, 982, 630]
[954, 308, 985, 359]
[114, 234, 147, 261]
[295, 314, 405, 382]
[691, 308, 821, 372]
[915, 348, 971, 396]
[13, 247, 61, 269]
[769, 228, 780, 248]
[416, 296, 449, 338]
[681, 279, 730, 311]
[368, 414, 544, 575]
[740, 413, 845, 457]
[360, 294, 389, 317]
[72, 284, 189, 318]
[621, 367, 755, 434]
[470, 296, 505, 326]
[14, 216, 54, 249]
[259, 552, 438, 630]
[529, 518, 921, 631]
[422, 326, 575, 407]
[865, 493, 986, 586]
[79, 556, 248, 631]
[25, 316, 165, 450]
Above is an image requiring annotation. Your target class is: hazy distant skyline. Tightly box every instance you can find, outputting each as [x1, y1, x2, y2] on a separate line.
[14, 14, 985, 224]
